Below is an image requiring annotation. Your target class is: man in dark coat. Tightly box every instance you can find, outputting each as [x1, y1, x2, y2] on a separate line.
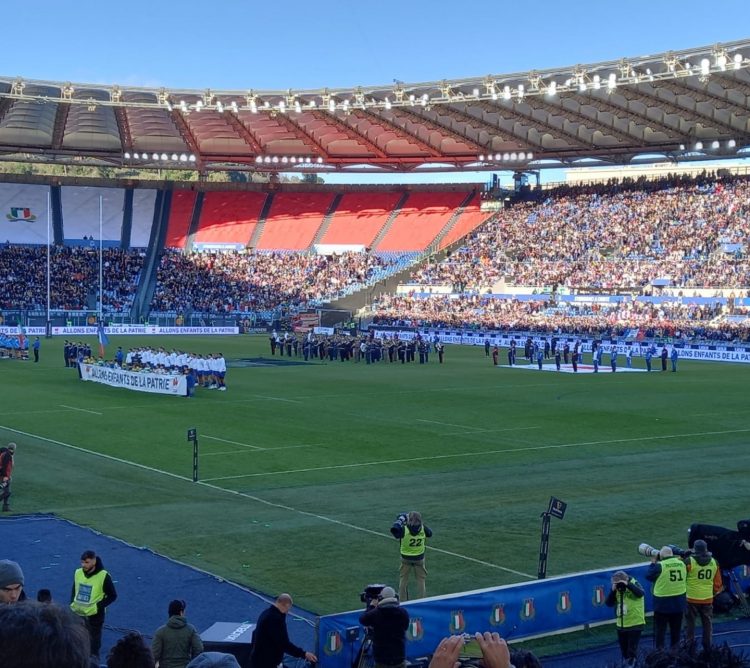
[249, 594, 316, 668]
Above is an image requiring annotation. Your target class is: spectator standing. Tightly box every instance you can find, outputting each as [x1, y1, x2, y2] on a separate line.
[391, 511, 432, 601]
[107, 631, 155, 668]
[605, 570, 645, 666]
[358, 586, 409, 668]
[0, 442, 16, 512]
[70, 549, 118, 661]
[152, 599, 204, 668]
[646, 546, 687, 649]
[249, 593, 317, 668]
[671, 347, 679, 372]
[684, 540, 722, 652]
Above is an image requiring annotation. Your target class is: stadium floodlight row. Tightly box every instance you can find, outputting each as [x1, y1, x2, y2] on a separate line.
[0, 39, 748, 173]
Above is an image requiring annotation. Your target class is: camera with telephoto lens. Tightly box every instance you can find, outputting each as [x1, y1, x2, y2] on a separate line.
[638, 543, 661, 558]
[615, 581, 627, 592]
[360, 584, 386, 608]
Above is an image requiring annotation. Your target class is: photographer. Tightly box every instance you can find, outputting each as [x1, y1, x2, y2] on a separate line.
[605, 570, 645, 665]
[391, 511, 432, 601]
[358, 586, 409, 668]
[428, 632, 515, 668]
[684, 539, 722, 652]
[645, 546, 687, 649]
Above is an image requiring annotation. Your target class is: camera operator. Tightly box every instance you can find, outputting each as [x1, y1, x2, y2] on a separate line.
[605, 570, 645, 666]
[645, 546, 687, 649]
[358, 586, 409, 668]
[684, 539, 722, 652]
[391, 511, 432, 601]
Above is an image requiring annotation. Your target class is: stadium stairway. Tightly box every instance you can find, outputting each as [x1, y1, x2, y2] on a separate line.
[248, 192, 275, 249]
[370, 192, 409, 251]
[310, 193, 343, 248]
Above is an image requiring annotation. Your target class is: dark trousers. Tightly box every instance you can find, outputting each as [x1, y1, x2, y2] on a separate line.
[34, 349, 39, 362]
[84, 615, 104, 657]
[653, 611, 683, 648]
[617, 627, 642, 662]
[685, 602, 713, 650]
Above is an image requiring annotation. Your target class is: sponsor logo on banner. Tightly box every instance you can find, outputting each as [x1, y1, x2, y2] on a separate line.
[6, 207, 37, 222]
[448, 610, 465, 634]
[489, 604, 506, 626]
[323, 630, 343, 655]
[520, 598, 535, 621]
[556, 591, 572, 614]
[592, 585, 606, 606]
[407, 617, 424, 641]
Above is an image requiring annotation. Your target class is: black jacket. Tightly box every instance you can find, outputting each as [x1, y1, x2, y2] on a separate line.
[359, 603, 410, 666]
[70, 556, 117, 623]
[250, 604, 305, 668]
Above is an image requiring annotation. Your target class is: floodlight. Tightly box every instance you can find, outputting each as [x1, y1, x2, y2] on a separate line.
[264, 156, 271, 163]
[472, 88, 480, 98]
[179, 153, 187, 162]
[282, 156, 288, 163]
[124, 152, 131, 159]
[716, 53, 727, 70]
[384, 97, 392, 110]
[188, 154, 196, 162]
[478, 154, 485, 161]
[592, 74, 601, 90]
[160, 153, 168, 161]
[294, 100, 301, 113]
[607, 73, 617, 90]
[548, 81, 557, 96]
[503, 85, 511, 100]
[711, 140, 720, 149]
[519, 152, 526, 160]
[695, 141, 703, 150]
[527, 152, 533, 160]
[503, 152, 510, 161]
[734, 53, 743, 69]
[510, 152, 518, 160]
[171, 153, 178, 161]
[328, 99, 336, 112]
[700, 58, 710, 76]
[728, 139, 737, 148]
[316, 157, 323, 164]
[494, 153, 501, 161]
[278, 100, 286, 113]
[133, 152, 140, 159]
[517, 84, 524, 99]
[152, 153, 159, 160]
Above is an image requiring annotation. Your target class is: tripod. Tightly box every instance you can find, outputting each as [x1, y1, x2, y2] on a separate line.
[353, 631, 374, 668]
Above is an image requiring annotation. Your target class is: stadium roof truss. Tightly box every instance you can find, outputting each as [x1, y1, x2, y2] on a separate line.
[1, 40, 749, 174]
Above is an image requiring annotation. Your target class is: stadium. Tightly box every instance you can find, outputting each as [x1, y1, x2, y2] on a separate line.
[2, 13, 750, 668]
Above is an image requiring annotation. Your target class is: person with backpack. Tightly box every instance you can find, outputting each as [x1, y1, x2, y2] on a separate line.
[0, 442, 16, 512]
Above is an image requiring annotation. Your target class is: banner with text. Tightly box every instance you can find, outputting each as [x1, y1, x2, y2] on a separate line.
[79, 363, 187, 396]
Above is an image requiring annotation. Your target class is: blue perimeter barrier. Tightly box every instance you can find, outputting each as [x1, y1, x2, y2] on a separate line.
[317, 563, 750, 668]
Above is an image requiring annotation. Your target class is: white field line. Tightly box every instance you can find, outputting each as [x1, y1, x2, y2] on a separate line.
[416, 419, 485, 431]
[204, 435, 263, 450]
[201, 428, 750, 482]
[0, 424, 531, 579]
[59, 404, 103, 416]
[202, 445, 314, 457]
[251, 395, 303, 404]
[444, 426, 542, 436]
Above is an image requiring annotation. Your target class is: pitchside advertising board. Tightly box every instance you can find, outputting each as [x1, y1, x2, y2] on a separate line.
[318, 564, 750, 668]
[0, 326, 239, 336]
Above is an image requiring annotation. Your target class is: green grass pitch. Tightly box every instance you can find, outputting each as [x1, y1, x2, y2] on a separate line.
[2, 334, 748, 615]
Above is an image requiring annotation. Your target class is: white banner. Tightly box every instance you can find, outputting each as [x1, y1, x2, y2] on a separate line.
[672, 348, 750, 363]
[61, 186, 124, 241]
[0, 327, 45, 336]
[51, 326, 239, 336]
[79, 363, 187, 395]
[130, 189, 157, 248]
[0, 183, 50, 244]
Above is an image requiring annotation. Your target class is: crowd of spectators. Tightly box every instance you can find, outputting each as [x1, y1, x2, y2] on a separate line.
[0, 246, 144, 312]
[371, 294, 750, 341]
[411, 175, 750, 292]
[151, 249, 397, 313]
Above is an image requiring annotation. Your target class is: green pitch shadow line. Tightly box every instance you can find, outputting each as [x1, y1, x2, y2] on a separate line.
[0, 424, 535, 581]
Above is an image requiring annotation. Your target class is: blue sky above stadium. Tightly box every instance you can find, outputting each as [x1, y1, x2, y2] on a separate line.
[5, 0, 750, 183]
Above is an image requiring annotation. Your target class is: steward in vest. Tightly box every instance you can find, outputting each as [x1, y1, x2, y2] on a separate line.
[646, 546, 687, 649]
[70, 549, 117, 660]
[390, 511, 432, 601]
[605, 570, 645, 664]
[685, 539, 722, 651]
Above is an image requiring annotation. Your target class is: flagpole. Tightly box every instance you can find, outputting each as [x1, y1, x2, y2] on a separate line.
[99, 195, 103, 324]
[46, 190, 51, 328]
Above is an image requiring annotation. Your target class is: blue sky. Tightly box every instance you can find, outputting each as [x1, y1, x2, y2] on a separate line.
[5, 0, 750, 183]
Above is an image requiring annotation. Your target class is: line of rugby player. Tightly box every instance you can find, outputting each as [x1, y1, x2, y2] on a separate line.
[123, 347, 227, 391]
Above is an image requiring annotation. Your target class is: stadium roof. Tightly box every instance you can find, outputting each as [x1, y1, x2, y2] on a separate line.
[1, 39, 749, 174]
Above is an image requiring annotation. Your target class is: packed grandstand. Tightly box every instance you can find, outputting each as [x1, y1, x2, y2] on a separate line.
[1, 171, 749, 342]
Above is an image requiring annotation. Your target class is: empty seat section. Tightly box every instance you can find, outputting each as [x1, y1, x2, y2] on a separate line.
[194, 192, 266, 245]
[164, 190, 197, 249]
[256, 192, 333, 250]
[376, 192, 466, 252]
[320, 192, 403, 246]
[438, 194, 489, 250]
